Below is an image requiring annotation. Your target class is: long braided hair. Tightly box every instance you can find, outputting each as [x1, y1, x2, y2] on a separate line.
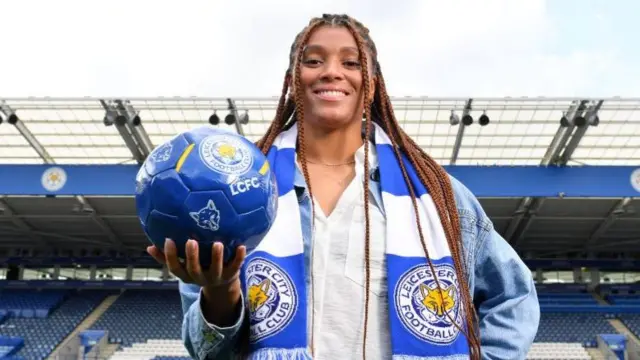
[256, 14, 481, 360]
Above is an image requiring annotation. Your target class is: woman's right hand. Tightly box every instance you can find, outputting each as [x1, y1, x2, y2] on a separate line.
[147, 239, 247, 289]
[147, 239, 247, 327]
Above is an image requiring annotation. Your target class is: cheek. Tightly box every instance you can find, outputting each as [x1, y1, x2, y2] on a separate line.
[297, 69, 317, 91]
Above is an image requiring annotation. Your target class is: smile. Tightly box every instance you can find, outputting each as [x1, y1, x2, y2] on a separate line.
[313, 90, 348, 101]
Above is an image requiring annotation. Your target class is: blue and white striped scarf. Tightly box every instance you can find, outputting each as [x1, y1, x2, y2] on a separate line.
[240, 122, 469, 359]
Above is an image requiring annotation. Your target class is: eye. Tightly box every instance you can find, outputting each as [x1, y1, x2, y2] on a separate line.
[302, 59, 322, 66]
[344, 60, 361, 68]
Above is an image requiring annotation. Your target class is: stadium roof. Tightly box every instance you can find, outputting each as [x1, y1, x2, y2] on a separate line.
[0, 96, 639, 261]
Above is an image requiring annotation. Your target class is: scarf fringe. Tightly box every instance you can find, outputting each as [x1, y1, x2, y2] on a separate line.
[246, 347, 313, 360]
[393, 355, 470, 360]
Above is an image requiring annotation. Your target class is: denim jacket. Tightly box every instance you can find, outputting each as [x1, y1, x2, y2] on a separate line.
[179, 165, 540, 360]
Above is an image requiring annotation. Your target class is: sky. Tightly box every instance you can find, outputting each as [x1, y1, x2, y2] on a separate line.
[1, 0, 639, 98]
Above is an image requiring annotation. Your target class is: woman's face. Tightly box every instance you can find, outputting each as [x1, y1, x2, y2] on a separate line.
[296, 25, 374, 131]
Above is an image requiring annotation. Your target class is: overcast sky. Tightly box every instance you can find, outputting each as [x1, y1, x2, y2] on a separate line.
[1, 0, 638, 98]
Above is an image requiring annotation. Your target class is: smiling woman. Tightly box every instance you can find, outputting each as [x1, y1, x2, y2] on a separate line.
[151, 13, 541, 360]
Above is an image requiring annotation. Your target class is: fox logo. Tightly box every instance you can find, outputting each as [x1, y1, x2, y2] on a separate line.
[248, 279, 271, 313]
[395, 263, 463, 344]
[420, 284, 455, 318]
[244, 258, 297, 342]
[216, 143, 237, 160]
[190, 200, 220, 231]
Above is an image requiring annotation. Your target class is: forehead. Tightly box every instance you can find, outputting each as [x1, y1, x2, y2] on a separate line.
[305, 25, 358, 50]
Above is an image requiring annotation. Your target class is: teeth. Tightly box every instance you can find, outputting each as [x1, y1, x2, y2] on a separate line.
[318, 90, 345, 97]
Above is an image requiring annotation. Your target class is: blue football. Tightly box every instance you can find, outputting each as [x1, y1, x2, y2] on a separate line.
[135, 126, 278, 268]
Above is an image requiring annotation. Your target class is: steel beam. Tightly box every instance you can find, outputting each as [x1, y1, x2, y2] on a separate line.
[504, 100, 590, 245]
[100, 99, 153, 164]
[558, 100, 603, 164]
[116, 99, 154, 157]
[0, 197, 48, 247]
[74, 196, 122, 247]
[585, 197, 633, 251]
[227, 98, 245, 136]
[449, 99, 473, 165]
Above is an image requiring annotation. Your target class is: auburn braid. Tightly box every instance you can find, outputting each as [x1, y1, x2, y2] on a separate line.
[341, 22, 374, 359]
[375, 67, 481, 357]
[257, 77, 292, 152]
[255, 13, 481, 360]
[291, 18, 325, 357]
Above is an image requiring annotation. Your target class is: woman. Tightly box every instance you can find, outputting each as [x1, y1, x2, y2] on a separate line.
[149, 14, 540, 360]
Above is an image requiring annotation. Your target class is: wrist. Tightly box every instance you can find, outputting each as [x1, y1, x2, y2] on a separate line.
[201, 280, 242, 327]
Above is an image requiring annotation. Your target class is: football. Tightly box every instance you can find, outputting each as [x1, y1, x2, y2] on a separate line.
[134, 126, 278, 268]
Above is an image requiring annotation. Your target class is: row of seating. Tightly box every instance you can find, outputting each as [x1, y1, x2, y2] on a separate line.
[0, 290, 68, 319]
[109, 339, 190, 360]
[525, 342, 591, 360]
[0, 290, 114, 360]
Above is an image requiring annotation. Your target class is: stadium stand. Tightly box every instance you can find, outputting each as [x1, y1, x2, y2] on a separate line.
[88, 289, 188, 358]
[1, 97, 639, 360]
[0, 289, 112, 360]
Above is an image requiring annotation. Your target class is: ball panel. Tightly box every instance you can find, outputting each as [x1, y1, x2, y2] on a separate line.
[176, 149, 232, 192]
[149, 169, 191, 215]
[146, 210, 190, 256]
[144, 134, 190, 177]
[146, 209, 214, 269]
[134, 166, 153, 226]
[181, 125, 235, 144]
[236, 207, 272, 254]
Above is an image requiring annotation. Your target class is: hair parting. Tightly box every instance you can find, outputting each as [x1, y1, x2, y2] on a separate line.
[257, 14, 481, 360]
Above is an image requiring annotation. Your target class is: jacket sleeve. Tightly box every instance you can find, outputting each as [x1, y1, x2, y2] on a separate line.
[179, 280, 247, 360]
[473, 228, 540, 360]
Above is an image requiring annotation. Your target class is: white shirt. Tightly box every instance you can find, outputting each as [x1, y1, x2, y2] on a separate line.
[308, 143, 391, 360]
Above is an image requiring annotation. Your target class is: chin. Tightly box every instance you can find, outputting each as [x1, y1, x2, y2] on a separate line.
[309, 108, 354, 129]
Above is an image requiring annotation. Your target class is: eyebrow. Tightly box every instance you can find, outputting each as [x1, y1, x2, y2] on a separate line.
[303, 44, 360, 55]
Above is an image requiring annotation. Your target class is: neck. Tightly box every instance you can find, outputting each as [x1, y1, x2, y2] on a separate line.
[300, 120, 363, 165]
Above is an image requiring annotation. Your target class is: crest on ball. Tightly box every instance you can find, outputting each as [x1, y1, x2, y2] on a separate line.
[199, 134, 253, 176]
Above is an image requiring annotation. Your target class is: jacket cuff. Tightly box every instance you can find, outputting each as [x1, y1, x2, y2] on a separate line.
[198, 287, 246, 333]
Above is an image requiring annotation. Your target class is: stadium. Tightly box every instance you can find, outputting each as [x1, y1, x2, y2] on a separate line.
[0, 96, 639, 360]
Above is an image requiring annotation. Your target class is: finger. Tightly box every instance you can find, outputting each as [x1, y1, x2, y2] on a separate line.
[164, 239, 191, 281]
[227, 245, 247, 274]
[147, 246, 166, 265]
[185, 240, 204, 283]
[208, 242, 224, 281]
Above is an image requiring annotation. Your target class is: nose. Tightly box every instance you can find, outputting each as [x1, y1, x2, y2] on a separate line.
[319, 58, 344, 81]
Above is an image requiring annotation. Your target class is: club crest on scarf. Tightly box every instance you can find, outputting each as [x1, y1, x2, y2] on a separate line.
[245, 257, 298, 342]
[395, 262, 464, 345]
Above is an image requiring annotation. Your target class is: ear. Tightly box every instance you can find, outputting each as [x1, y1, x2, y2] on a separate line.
[420, 284, 429, 298]
[260, 279, 271, 292]
[367, 76, 377, 104]
[447, 286, 455, 298]
[286, 73, 295, 100]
